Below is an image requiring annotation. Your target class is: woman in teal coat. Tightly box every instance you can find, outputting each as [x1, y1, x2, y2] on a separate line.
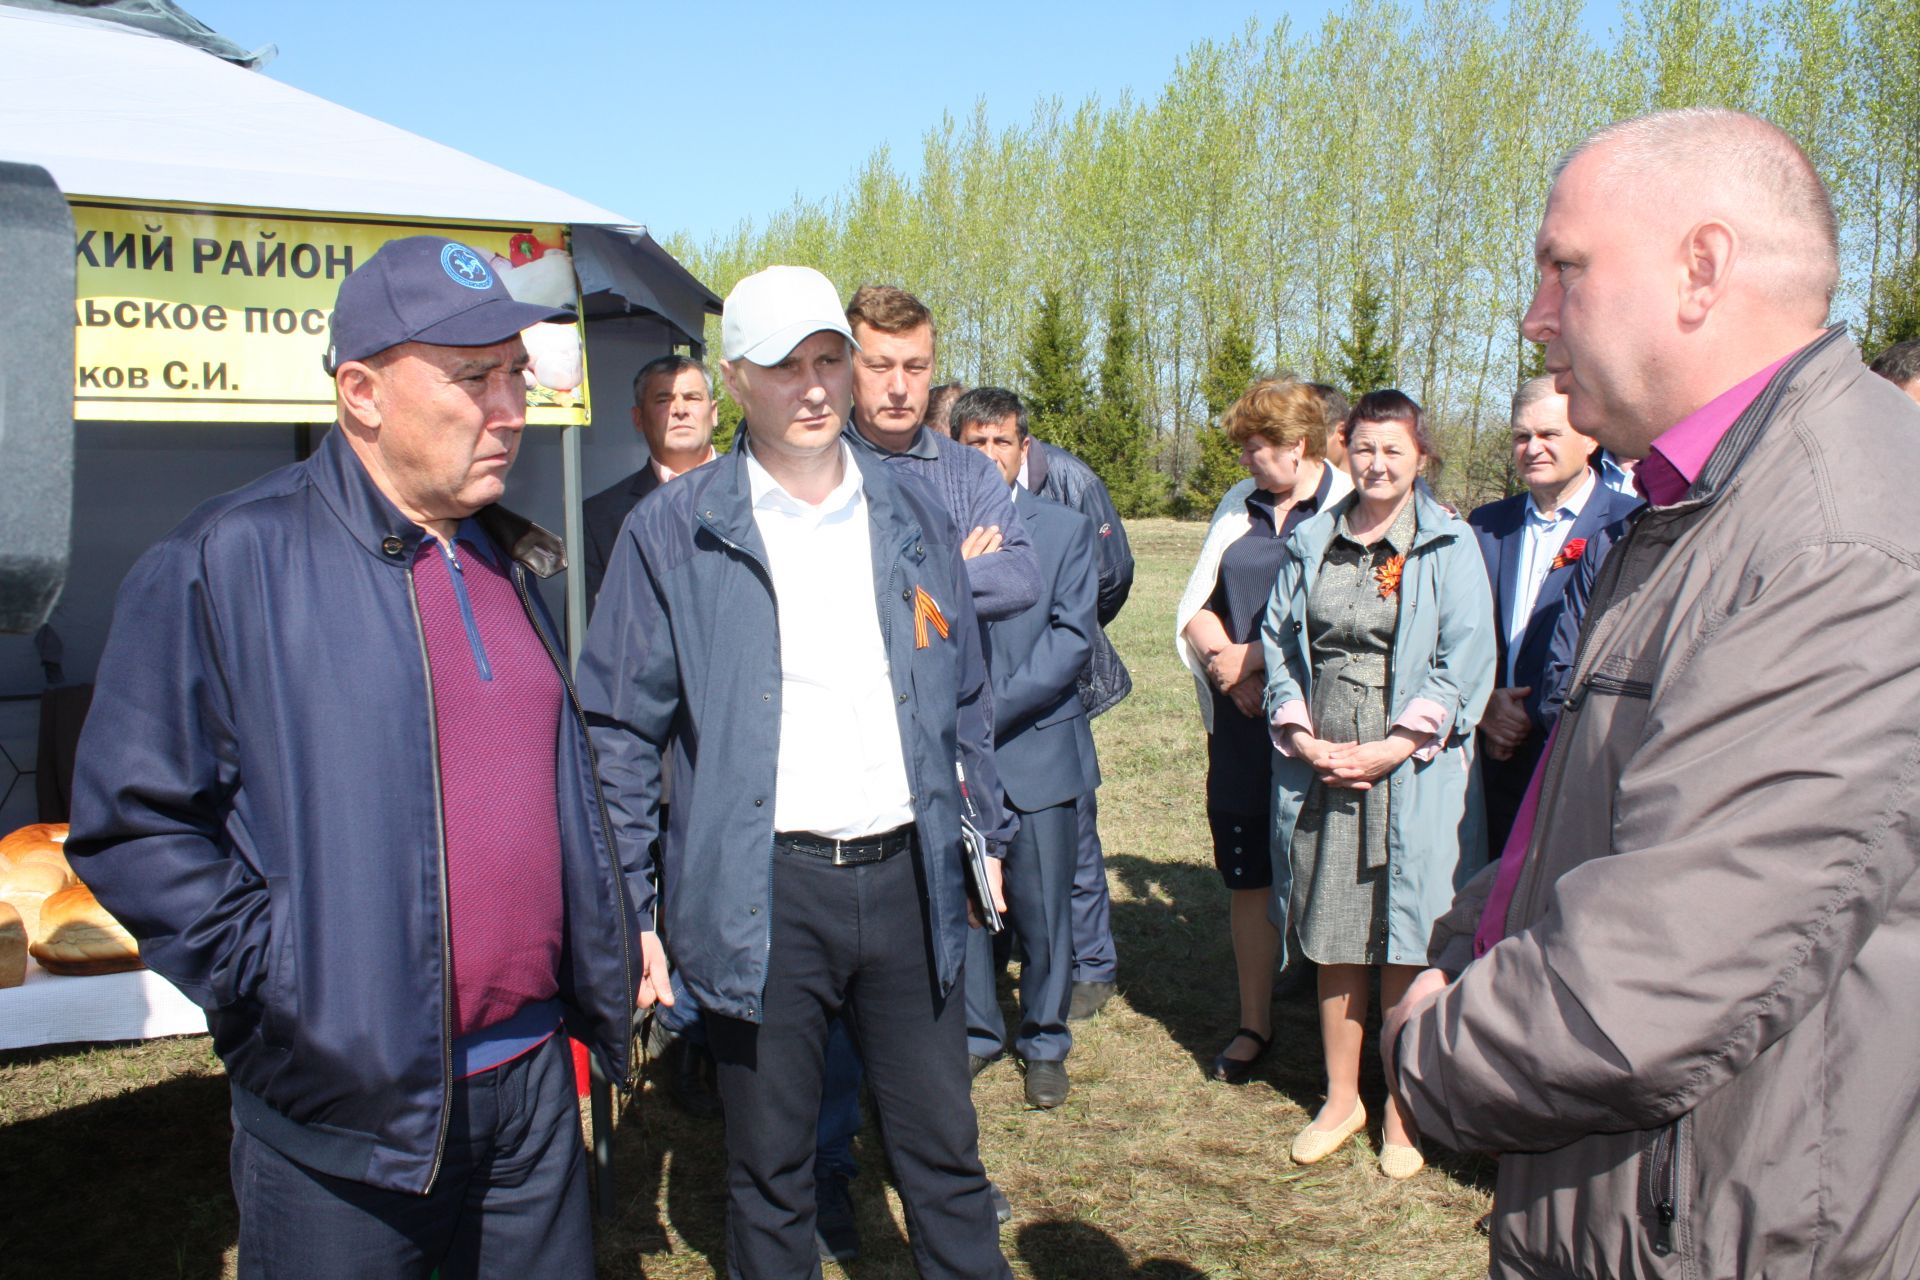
[1260, 390, 1494, 1180]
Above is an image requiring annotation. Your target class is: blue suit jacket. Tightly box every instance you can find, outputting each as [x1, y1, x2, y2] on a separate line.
[1468, 475, 1643, 726]
[987, 488, 1102, 814]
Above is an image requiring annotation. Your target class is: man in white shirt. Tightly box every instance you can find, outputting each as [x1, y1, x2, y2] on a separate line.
[1468, 378, 1641, 851]
[576, 265, 1014, 1280]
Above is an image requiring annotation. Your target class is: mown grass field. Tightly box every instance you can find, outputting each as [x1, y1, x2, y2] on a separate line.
[0, 518, 1493, 1279]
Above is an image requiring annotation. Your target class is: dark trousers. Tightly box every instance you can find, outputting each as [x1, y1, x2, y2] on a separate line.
[705, 842, 1009, 1280]
[1482, 731, 1544, 857]
[231, 1032, 591, 1280]
[966, 799, 1077, 1063]
[1069, 789, 1117, 983]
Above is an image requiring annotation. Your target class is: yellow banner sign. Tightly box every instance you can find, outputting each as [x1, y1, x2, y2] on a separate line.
[70, 199, 590, 425]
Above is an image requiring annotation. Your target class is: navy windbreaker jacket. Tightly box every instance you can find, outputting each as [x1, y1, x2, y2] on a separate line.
[66, 428, 637, 1195]
[575, 441, 1015, 1023]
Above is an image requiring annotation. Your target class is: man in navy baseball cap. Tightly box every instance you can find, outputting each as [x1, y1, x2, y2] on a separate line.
[323, 235, 574, 374]
[68, 228, 661, 1277]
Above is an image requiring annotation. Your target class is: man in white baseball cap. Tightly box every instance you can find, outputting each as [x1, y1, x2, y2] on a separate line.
[578, 265, 1015, 1278]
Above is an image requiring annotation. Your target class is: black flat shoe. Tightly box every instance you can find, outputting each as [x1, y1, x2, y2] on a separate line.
[1209, 1027, 1271, 1084]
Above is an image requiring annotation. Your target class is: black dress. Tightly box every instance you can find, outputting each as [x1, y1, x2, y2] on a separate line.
[1203, 467, 1335, 889]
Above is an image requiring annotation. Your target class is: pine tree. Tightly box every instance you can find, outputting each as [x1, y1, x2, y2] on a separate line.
[1188, 310, 1260, 513]
[1082, 296, 1162, 516]
[1337, 275, 1397, 397]
[1020, 287, 1094, 455]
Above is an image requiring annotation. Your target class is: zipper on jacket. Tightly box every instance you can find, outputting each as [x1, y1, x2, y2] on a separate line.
[701, 520, 782, 1019]
[405, 568, 457, 1194]
[511, 567, 637, 1088]
[1645, 1119, 1682, 1257]
[1561, 672, 1654, 714]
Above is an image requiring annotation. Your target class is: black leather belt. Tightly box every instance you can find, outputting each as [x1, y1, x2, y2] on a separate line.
[774, 825, 915, 866]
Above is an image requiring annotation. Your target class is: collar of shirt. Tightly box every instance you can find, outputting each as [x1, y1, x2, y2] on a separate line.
[1248, 459, 1335, 527]
[1016, 452, 1031, 490]
[848, 419, 939, 460]
[1526, 467, 1595, 527]
[453, 516, 498, 567]
[745, 439, 865, 523]
[653, 446, 717, 486]
[1635, 351, 1798, 505]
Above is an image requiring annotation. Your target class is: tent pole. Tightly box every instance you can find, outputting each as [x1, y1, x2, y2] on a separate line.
[561, 422, 586, 670]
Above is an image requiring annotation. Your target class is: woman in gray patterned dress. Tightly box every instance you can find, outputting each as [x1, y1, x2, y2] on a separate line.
[1261, 391, 1496, 1179]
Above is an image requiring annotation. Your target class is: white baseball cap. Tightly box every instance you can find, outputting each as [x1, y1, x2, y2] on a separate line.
[721, 265, 857, 365]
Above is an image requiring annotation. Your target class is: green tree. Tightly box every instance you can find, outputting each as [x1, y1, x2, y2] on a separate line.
[711, 386, 742, 456]
[1187, 310, 1260, 513]
[1021, 287, 1094, 454]
[1336, 274, 1397, 396]
[1082, 297, 1163, 516]
[1869, 254, 1920, 351]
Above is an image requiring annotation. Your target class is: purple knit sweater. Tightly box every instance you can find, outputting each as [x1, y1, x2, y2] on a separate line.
[413, 534, 564, 1040]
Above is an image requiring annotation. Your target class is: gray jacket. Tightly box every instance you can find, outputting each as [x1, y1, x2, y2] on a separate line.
[1398, 330, 1920, 1278]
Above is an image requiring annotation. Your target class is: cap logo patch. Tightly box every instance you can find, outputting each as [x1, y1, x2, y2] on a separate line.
[440, 243, 492, 290]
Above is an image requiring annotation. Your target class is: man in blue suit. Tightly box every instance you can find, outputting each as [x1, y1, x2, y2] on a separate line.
[1468, 377, 1641, 853]
[953, 387, 1101, 1110]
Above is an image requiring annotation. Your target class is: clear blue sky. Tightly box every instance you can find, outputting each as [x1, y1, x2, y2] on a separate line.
[169, 1, 1314, 246]
[183, 1, 1620, 251]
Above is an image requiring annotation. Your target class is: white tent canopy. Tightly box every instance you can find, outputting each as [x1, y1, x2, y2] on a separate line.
[0, 2, 722, 836]
[0, 4, 719, 342]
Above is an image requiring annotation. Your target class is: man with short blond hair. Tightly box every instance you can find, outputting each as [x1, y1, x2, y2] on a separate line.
[1386, 108, 1920, 1277]
[844, 283, 1040, 620]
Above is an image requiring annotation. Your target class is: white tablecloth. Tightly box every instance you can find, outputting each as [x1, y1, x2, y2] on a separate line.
[0, 959, 208, 1050]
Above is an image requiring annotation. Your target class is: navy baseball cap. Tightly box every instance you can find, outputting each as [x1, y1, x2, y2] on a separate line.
[323, 236, 576, 374]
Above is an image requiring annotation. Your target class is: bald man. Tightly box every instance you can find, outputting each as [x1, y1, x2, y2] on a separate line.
[1383, 108, 1920, 1277]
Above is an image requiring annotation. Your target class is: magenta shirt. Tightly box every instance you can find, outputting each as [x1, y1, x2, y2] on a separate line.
[413, 528, 565, 1044]
[1471, 348, 1799, 957]
[1632, 353, 1795, 506]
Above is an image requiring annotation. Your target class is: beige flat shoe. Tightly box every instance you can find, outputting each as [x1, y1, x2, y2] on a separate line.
[1290, 1099, 1367, 1165]
[1380, 1141, 1426, 1180]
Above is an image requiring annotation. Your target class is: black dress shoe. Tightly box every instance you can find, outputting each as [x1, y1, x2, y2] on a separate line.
[969, 1052, 1001, 1078]
[1023, 1059, 1070, 1108]
[815, 1173, 860, 1263]
[988, 1180, 1012, 1224]
[670, 1040, 723, 1117]
[1208, 1027, 1271, 1085]
[1067, 980, 1116, 1021]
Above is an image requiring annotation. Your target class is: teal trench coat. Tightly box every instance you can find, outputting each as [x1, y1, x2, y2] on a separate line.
[1260, 482, 1496, 967]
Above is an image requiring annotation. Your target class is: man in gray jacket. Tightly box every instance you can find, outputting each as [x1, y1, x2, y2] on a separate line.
[1385, 108, 1920, 1277]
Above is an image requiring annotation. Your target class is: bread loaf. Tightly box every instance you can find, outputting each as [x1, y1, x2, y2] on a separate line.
[0, 822, 68, 862]
[0, 900, 24, 988]
[0, 858, 73, 941]
[28, 883, 142, 976]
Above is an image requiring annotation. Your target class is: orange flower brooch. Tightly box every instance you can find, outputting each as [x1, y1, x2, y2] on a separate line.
[1374, 553, 1406, 599]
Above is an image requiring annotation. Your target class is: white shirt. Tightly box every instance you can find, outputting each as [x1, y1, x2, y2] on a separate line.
[745, 442, 914, 838]
[1507, 469, 1595, 686]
